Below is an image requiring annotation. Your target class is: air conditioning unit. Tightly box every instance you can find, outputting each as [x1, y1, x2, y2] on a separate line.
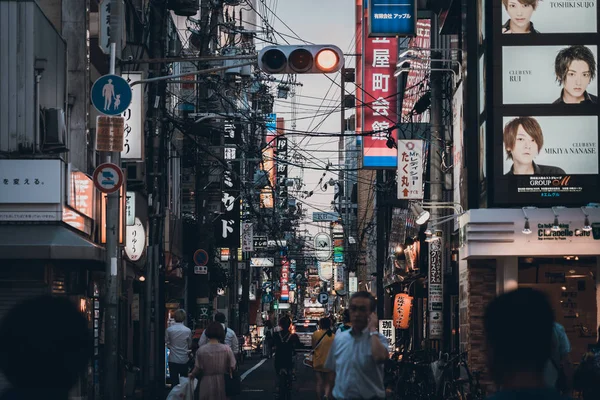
[43, 108, 66, 148]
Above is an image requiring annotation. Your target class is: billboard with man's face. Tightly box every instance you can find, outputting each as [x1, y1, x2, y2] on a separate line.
[499, 0, 597, 34]
[489, 0, 600, 206]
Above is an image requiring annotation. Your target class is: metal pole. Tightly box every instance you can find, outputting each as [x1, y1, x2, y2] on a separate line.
[376, 170, 385, 319]
[428, 14, 444, 346]
[339, 69, 347, 302]
[104, 0, 124, 393]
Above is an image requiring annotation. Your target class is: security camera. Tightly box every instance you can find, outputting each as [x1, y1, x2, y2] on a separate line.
[127, 55, 134, 61]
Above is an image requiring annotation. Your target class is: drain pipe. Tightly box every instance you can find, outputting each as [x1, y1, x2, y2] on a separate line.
[34, 58, 47, 154]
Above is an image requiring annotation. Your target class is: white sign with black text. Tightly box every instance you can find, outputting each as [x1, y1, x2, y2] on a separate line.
[121, 72, 144, 159]
[379, 320, 395, 352]
[397, 140, 424, 200]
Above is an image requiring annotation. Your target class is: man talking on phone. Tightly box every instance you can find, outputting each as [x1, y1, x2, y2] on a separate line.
[324, 291, 389, 400]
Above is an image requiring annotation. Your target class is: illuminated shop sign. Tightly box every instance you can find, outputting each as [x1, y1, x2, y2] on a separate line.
[368, 0, 416, 37]
[491, 1, 600, 206]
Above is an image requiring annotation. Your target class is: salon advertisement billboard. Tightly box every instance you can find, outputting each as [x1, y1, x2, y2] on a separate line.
[499, 0, 596, 34]
[490, 0, 600, 206]
[502, 45, 598, 104]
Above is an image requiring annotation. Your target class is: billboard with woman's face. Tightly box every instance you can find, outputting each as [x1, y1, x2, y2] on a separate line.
[500, 0, 597, 34]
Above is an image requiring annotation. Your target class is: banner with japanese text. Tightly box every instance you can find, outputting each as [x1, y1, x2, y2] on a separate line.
[214, 119, 242, 248]
[397, 139, 424, 199]
[362, 34, 399, 168]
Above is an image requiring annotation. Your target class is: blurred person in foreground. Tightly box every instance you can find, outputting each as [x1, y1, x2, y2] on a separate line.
[325, 291, 389, 400]
[484, 288, 571, 399]
[0, 295, 91, 400]
[189, 322, 236, 400]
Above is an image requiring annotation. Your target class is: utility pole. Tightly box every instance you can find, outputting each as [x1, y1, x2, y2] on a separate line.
[376, 170, 385, 319]
[104, 0, 124, 398]
[339, 69, 346, 302]
[428, 15, 444, 347]
[145, 0, 167, 394]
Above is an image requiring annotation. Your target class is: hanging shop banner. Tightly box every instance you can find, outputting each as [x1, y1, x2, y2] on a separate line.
[280, 258, 290, 302]
[400, 20, 431, 123]
[124, 217, 146, 262]
[393, 293, 413, 329]
[276, 136, 288, 210]
[314, 232, 333, 262]
[349, 276, 358, 295]
[362, 35, 398, 169]
[318, 261, 334, 282]
[334, 263, 345, 292]
[332, 223, 344, 263]
[214, 121, 241, 248]
[121, 72, 144, 160]
[428, 237, 443, 339]
[369, 0, 416, 37]
[242, 223, 254, 252]
[379, 320, 395, 352]
[397, 139, 424, 200]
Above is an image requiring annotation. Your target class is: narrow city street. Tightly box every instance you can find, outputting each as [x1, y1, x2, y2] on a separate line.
[239, 353, 317, 399]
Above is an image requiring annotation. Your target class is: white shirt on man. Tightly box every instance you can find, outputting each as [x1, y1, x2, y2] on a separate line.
[165, 322, 192, 364]
[198, 323, 240, 354]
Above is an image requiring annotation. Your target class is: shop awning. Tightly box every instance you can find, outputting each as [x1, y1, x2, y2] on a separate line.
[0, 225, 105, 260]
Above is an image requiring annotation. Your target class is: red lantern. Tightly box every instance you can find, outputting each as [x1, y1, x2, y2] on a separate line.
[393, 293, 413, 329]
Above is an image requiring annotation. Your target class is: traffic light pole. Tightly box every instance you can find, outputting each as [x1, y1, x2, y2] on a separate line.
[104, 0, 124, 398]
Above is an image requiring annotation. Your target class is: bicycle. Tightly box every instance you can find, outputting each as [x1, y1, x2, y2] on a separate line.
[437, 352, 486, 400]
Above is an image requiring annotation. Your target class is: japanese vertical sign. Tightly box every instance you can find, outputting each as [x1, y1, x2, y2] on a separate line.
[362, 34, 399, 168]
[397, 140, 424, 199]
[121, 72, 143, 160]
[280, 257, 290, 302]
[400, 20, 431, 123]
[428, 237, 443, 339]
[242, 222, 254, 252]
[214, 119, 242, 248]
[378, 320, 395, 352]
[260, 114, 277, 208]
[276, 136, 288, 210]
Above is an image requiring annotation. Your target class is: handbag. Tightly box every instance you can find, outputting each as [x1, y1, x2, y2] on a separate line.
[303, 331, 329, 368]
[224, 368, 241, 397]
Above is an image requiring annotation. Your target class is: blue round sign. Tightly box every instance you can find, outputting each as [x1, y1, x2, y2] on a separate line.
[91, 74, 132, 116]
[193, 249, 209, 266]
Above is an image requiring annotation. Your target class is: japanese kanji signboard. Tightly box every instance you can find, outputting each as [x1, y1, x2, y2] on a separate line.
[362, 35, 398, 168]
[214, 119, 242, 248]
[397, 140, 424, 200]
[124, 217, 146, 262]
[121, 72, 144, 160]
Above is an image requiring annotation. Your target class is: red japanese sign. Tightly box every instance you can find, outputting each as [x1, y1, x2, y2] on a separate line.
[400, 20, 431, 122]
[280, 258, 290, 301]
[362, 33, 398, 168]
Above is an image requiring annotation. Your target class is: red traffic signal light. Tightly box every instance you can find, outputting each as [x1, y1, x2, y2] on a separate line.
[258, 45, 344, 74]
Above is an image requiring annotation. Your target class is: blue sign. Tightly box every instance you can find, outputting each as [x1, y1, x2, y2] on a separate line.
[368, 0, 416, 37]
[91, 74, 132, 116]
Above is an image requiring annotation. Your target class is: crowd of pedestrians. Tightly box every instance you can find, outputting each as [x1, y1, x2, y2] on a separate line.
[2, 290, 600, 400]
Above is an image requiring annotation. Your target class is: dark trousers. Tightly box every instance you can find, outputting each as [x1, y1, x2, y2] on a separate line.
[168, 362, 189, 386]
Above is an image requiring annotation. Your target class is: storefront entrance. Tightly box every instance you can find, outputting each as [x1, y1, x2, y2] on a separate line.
[519, 257, 598, 363]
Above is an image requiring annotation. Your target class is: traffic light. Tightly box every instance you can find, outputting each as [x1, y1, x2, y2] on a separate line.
[258, 45, 344, 74]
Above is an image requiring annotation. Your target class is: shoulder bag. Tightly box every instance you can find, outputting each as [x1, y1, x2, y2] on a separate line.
[303, 331, 329, 368]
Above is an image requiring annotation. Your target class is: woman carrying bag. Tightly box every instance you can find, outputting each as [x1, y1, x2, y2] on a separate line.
[311, 318, 335, 400]
[189, 322, 237, 400]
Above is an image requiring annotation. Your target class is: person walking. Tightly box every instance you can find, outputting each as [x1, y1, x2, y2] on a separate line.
[324, 291, 389, 400]
[273, 316, 301, 396]
[165, 309, 192, 387]
[199, 312, 239, 356]
[313, 317, 335, 399]
[483, 288, 571, 399]
[263, 320, 274, 359]
[189, 322, 236, 400]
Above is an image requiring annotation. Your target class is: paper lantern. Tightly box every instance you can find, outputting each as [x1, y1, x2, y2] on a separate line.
[393, 293, 413, 329]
